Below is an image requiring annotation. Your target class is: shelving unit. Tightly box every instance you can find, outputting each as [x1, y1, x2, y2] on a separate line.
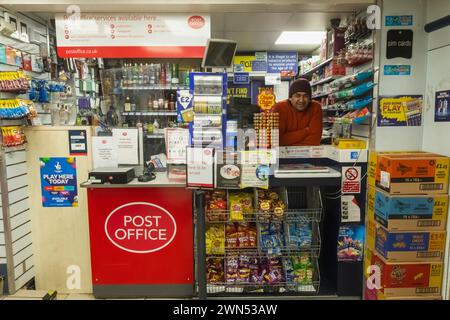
[310, 75, 342, 87]
[122, 111, 177, 116]
[199, 186, 323, 297]
[298, 57, 333, 78]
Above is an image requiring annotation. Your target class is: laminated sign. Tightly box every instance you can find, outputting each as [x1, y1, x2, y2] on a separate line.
[342, 166, 361, 194]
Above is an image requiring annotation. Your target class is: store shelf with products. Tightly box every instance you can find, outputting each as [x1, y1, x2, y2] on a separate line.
[298, 57, 334, 78]
[310, 75, 342, 87]
[200, 185, 323, 297]
[122, 111, 177, 116]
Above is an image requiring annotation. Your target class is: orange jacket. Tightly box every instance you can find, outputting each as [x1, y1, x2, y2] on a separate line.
[271, 99, 323, 146]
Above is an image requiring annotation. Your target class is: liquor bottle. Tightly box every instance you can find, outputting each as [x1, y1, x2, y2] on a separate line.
[127, 63, 133, 88]
[155, 64, 161, 85]
[153, 95, 159, 110]
[171, 63, 179, 84]
[143, 63, 149, 86]
[169, 93, 175, 110]
[139, 63, 144, 86]
[124, 94, 131, 112]
[166, 63, 172, 85]
[122, 63, 128, 88]
[133, 63, 139, 87]
[153, 118, 160, 131]
[147, 119, 154, 134]
[164, 95, 169, 110]
[130, 95, 137, 111]
[149, 63, 156, 85]
[147, 95, 152, 111]
[160, 63, 166, 86]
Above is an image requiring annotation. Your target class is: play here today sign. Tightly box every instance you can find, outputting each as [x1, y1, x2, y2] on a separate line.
[55, 13, 210, 58]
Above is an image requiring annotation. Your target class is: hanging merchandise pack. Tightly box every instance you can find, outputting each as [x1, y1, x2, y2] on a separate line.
[0, 71, 30, 93]
[328, 70, 374, 90]
[0, 99, 37, 119]
[331, 81, 374, 100]
[1, 126, 27, 147]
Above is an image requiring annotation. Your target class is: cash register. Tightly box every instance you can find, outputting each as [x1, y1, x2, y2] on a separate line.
[88, 167, 135, 184]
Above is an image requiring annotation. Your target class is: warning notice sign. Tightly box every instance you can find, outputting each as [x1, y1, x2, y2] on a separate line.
[342, 166, 361, 194]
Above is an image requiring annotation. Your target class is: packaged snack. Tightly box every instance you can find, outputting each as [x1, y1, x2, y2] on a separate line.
[206, 258, 225, 284]
[205, 190, 227, 222]
[288, 221, 312, 248]
[237, 223, 250, 248]
[206, 225, 225, 254]
[229, 193, 254, 221]
[225, 223, 239, 248]
[226, 256, 239, 283]
[260, 222, 284, 254]
[257, 189, 286, 222]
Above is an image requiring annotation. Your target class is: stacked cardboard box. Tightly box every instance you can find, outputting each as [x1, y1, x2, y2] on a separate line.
[364, 152, 449, 300]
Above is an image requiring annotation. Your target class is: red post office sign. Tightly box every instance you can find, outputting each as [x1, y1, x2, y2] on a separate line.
[105, 202, 177, 253]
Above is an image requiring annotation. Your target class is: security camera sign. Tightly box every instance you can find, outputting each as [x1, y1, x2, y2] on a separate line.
[105, 202, 177, 253]
[342, 166, 361, 194]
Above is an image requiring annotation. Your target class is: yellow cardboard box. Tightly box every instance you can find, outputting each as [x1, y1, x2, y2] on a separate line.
[334, 138, 367, 149]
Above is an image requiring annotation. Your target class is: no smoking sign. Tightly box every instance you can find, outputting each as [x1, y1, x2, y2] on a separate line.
[342, 166, 361, 194]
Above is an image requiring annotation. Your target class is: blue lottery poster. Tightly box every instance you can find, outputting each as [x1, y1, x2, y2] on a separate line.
[40, 157, 78, 207]
[435, 90, 450, 122]
[337, 224, 364, 262]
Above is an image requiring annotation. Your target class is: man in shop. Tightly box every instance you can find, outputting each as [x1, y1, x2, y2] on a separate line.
[271, 78, 323, 146]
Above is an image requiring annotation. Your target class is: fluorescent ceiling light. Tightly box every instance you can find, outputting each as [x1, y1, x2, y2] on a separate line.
[275, 31, 326, 45]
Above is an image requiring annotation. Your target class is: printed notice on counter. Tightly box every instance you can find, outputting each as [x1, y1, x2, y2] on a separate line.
[68, 130, 87, 156]
[240, 164, 270, 189]
[40, 157, 78, 207]
[187, 147, 214, 188]
[342, 166, 361, 194]
[112, 128, 139, 165]
[165, 128, 189, 164]
[341, 195, 361, 223]
[92, 136, 118, 168]
[378, 95, 423, 127]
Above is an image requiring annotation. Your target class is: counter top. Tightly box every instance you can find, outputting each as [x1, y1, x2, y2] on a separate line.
[80, 172, 186, 188]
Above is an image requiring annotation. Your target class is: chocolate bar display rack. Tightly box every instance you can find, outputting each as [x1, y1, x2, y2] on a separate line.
[205, 253, 320, 295]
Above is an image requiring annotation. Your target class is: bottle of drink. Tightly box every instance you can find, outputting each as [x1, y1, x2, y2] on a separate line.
[122, 63, 128, 88]
[124, 95, 131, 112]
[164, 94, 169, 110]
[155, 64, 161, 85]
[133, 63, 139, 87]
[147, 119, 154, 134]
[166, 63, 172, 85]
[130, 95, 137, 111]
[143, 63, 149, 86]
[169, 93, 175, 110]
[160, 63, 166, 86]
[153, 95, 159, 110]
[127, 63, 133, 88]
[139, 63, 144, 86]
[171, 63, 179, 84]
[153, 118, 160, 131]
[148, 94, 153, 111]
[149, 63, 156, 85]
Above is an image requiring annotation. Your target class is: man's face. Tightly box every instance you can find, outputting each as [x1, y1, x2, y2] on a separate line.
[289, 92, 310, 111]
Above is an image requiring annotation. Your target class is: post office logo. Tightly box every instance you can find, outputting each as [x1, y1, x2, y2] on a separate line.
[105, 202, 177, 253]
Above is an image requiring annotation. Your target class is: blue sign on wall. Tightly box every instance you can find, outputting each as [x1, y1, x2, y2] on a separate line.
[251, 60, 267, 72]
[386, 15, 413, 26]
[267, 51, 298, 76]
[40, 157, 78, 207]
[384, 65, 411, 76]
[233, 72, 250, 84]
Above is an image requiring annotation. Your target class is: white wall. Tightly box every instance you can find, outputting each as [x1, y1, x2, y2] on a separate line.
[374, 0, 428, 151]
[421, 0, 450, 301]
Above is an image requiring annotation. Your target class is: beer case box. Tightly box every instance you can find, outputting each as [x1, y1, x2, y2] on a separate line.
[364, 287, 441, 300]
[371, 252, 443, 298]
[374, 189, 448, 231]
[376, 153, 450, 195]
[375, 226, 446, 262]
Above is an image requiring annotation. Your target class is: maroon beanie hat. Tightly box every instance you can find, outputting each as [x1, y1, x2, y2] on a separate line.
[289, 78, 312, 99]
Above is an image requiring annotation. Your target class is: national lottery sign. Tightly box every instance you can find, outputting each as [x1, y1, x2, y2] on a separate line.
[40, 157, 78, 207]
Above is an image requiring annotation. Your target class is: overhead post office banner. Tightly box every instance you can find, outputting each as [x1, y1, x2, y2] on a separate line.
[55, 13, 210, 58]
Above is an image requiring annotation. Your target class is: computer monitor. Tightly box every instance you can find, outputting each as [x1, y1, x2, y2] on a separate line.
[227, 97, 260, 129]
[202, 38, 237, 69]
